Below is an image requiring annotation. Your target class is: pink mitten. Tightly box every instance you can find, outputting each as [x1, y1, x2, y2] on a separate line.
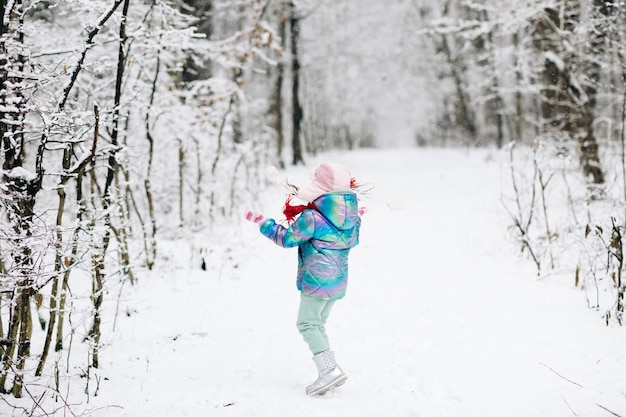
[245, 211, 268, 226]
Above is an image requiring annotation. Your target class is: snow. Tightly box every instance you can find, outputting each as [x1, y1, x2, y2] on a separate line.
[27, 148, 626, 417]
[4, 166, 38, 182]
[544, 51, 565, 73]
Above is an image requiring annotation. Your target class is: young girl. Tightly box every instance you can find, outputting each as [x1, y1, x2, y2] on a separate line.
[245, 162, 362, 396]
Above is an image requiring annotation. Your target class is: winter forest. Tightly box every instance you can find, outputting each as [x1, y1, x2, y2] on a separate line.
[1, 0, 626, 415]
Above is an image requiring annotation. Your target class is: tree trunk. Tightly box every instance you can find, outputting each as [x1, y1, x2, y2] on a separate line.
[86, 0, 131, 370]
[439, 0, 477, 144]
[36, 146, 72, 376]
[181, 0, 213, 82]
[512, 31, 524, 142]
[143, 38, 160, 267]
[0, 0, 43, 397]
[290, 1, 304, 165]
[0, 296, 21, 393]
[269, 3, 287, 169]
[534, 5, 604, 184]
[479, 7, 505, 148]
[12, 286, 32, 398]
[88, 252, 104, 369]
[178, 137, 185, 226]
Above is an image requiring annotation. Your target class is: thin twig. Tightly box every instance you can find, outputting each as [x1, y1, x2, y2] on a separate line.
[597, 403, 624, 417]
[505, 142, 541, 273]
[540, 362, 583, 388]
[563, 397, 577, 416]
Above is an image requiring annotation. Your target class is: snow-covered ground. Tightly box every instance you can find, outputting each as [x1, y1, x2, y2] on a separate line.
[43, 148, 626, 417]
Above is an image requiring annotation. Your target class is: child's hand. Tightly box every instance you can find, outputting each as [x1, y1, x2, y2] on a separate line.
[245, 211, 268, 226]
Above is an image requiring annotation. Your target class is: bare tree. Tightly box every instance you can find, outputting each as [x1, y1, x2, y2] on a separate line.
[475, 3, 506, 148]
[290, 1, 304, 165]
[531, 3, 604, 184]
[430, 0, 478, 144]
[269, 0, 287, 169]
[0, 0, 44, 397]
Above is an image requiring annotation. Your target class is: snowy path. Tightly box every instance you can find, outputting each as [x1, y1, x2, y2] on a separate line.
[92, 148, 626, 417]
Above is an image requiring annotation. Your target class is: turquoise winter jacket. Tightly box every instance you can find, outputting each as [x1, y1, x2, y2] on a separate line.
[259, 191, 361, 300]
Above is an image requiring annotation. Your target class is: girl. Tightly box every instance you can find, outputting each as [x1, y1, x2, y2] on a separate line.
[245, 162, 362, 396]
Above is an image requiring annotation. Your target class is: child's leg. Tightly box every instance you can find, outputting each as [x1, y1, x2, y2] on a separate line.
[318, 299, 335, 347]
[296, 293, 336, 355]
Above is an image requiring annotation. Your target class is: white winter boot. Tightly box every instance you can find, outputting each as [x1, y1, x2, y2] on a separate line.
[305, 350, 347, 396]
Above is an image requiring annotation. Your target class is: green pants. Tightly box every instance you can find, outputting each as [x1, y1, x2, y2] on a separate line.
[296, 293, 336, 355]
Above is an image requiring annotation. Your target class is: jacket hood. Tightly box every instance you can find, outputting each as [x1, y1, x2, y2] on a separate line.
[313, 191, 359, 230]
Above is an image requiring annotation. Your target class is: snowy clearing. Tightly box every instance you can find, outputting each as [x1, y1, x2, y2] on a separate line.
[23, 148, 625, 417]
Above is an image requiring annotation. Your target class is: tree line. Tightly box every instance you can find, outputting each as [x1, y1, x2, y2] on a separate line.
[295, 0, 625, 320]
[0, 0, 304, 407]
[415, 0, 625, 323]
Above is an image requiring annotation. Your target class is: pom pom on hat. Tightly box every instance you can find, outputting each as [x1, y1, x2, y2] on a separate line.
[297, 162, 353, 202]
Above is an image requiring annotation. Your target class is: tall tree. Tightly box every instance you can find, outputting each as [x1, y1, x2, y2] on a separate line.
[290, 1, 304, 165]
[269, 0, 287, 168]
[532, 2, 604, 184]
[181, 0, 214, 82]
[433, 0, 478, 144]
[474, 3, 506, 148]
[0, 0, 43, 397]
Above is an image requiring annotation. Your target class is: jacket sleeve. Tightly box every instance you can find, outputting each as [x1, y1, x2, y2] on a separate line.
[259, 210, 315, 248]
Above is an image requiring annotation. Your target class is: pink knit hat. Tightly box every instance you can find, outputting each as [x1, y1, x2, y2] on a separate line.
[297, 163, 352, 202]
